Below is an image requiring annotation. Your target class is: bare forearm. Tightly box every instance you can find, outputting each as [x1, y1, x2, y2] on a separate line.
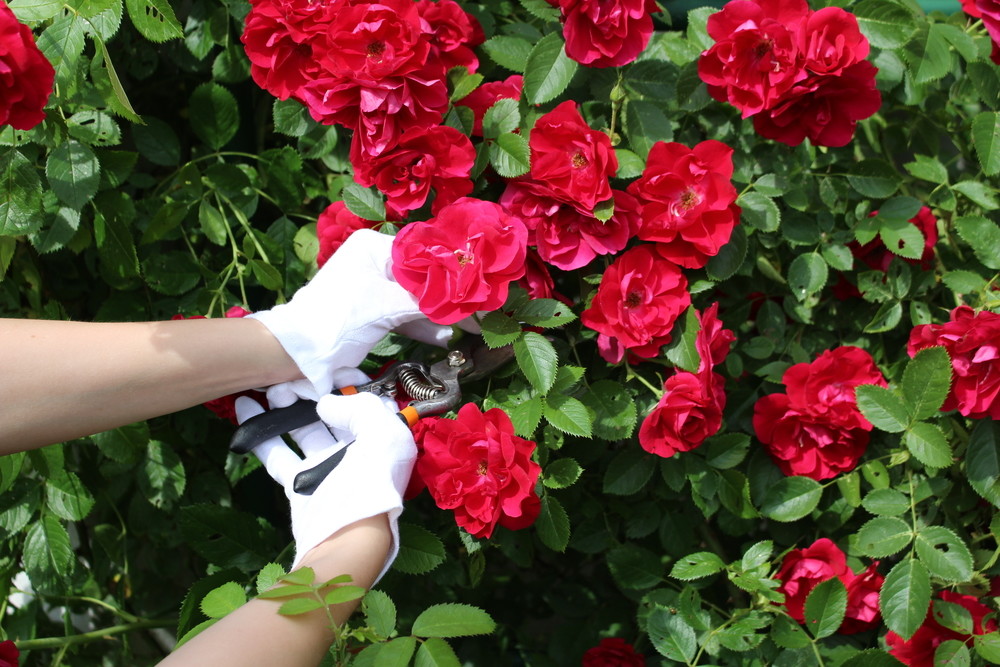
[0, 317, 302, 452]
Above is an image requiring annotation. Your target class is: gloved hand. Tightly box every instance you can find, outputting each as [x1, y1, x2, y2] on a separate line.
[248, 228, 451, 398]
[234, 391, 416, 581]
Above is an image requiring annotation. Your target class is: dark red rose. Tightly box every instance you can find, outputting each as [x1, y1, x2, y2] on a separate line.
[582, 637, 646, 666]
[391, 197, 527, 324]
[417, 0, 484, 73]
[776, 538, 852, 623]
[0, 0, 54, 130]
[581, 245, 691, 364]
[557, 0, 658, 68]
[754, 347, 886, 480]
[315, 201, 378, 267]
[0, 639, 18, 667]
[841, 563, 884, 634]
[752, 61, 881, 148]
[415, 403, 541, 538]
[627, 140, 740, 269]
[501, 185, 639, 271]
[352, 123, 475, 218]
[454, 75, 523, 136]
[800, 7, 870, 76]
[886, 591, 998, 667]
[698, 0, 809, 117]
[908, 306, 1000, 419]
[638, 371, 726, 458]
[523, 100, 617, 216]
[852, 206, 938, 272]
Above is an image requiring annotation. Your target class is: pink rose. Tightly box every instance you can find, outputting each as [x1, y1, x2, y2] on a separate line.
[454, 75, 523, 136]
[907, 306, 1000, 419]
[638, 371, 726, 458]
[557, 0, 658, 68]
[0, 0, 54, 130]
[391, 197, 528, 324]
[316, 201, 377, 267]
[627, 140, 741, 269]
[581, 245, 691, 364]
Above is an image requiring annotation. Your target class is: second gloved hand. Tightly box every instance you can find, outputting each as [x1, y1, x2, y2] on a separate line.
[234, 391, 416, 581]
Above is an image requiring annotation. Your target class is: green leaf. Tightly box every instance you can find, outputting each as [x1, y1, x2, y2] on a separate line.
[787, 252, 828, 301]
[975, 633, 1000, 663]
[972, 112, 1000, 176]
[514, 331, 558, 395]
[740, 192, 781, 233]
[508, 397, 543, 439]
[522, 32, 577, 105]
[144, 250, 201, 295]
[857, 516, 913, 558]
[257, 584, 315, 599]
[94, 192, 140, 284]
[394, 523, 446, 575]
[24, 515, 73, 577]
[624, 100, 672, 159]
[411, 603, 496, 638]
[603, 448, 655, 496]
[759, 476, 822, 522]
[935, 640, 970, 667]
[705, 434, 751, 470]
[804, 576, 847, 639]
[481, 98, 520, 139]
[200, 582, 246, 619]
[771, 614, 811, 649]
[543, 393, 592, 437]
[342, 183, 386, 222]
[133, 117, 180, 166]
[967, 420, 1000, 508]
[189, 83, 239, 150]
[9, 0, 64, 21]
[670, 551, 725, 581]
[607, 543, 663, 589]
[665, 306, 700, 373]
[363, 589, 397, 638]
[741, 540, 773, 570]
[414, 637, 461, 667]
[954, 215, 1000, 270]
[904, 24, 952, 84]
[904, 422, 953, 469]
[904, 155, 948, 184]
[68, 110, 121, 146]
[37, 14, 85, 93]
[862, 488, 910, 517]
[853, 0, 916, 49]
[0, 149, 42, 237]
[581, 380, 637, 440]
[879, 218, 925, 261]
[914, 525, 973, 583]
[952, 180, 999, 210]
[488, 132, 531, 178]
[482, 35, 533, 73]
[255, 563, 285, 595]
[45, 471, 95, 521]
[536, 494, 570, 552]
[647, 607, 697, 662]
[324, 586, 366, 605]
[543, 458, 582, 489]
[279, 567, 316, 586]
[902, 347, 952, 420]
[848, 159, 901, 198]
[881, 558, 932, 641]
[47, 140, 101, 209]
[855, 385, 910, 433]
[179, 504, 280, 572]
[933, 600, 974, 635]
[841, 650, 908, 667]
[480, 311, 522, 349]
[250, 259, 283, 291]
[514, 299, 576, 328]
[278, 598, 324, 615]
[125, 0, 182, 42]
[273, 99, 310, 137]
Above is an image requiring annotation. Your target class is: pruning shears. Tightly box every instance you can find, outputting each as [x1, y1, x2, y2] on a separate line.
[229, 342, 514, 495]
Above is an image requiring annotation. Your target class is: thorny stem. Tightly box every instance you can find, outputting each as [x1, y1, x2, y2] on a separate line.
[15, 619, 175, 650]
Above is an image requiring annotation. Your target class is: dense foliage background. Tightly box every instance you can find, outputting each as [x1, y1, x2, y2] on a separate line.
[2, 0, 1000, 664]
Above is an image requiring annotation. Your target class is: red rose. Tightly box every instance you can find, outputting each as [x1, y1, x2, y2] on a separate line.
[775, 538, 852, 623]
[581, 245, 691, 364]
[523, 101, 617, 216]
[501, 185, 639, 271]
[907, 306, 1000, 419]
[695, 302, 735, 372]
[0, 0, 54, 130]
[352, 123, 475, 219]
[627, 140, 740, 269]
[852, 206, 938, 272]
[454, 75, 523, 136]
[841, 563, 884, 634]
[316, 201, 378, 268]
[241, 0, 332, 100]
[752, 61, 881, 148]
[417, 0, 485, 73]
[638, 371, 726, 458]
[976, 0, 1000, 64]
[415, 403, 541, 538]
[557, 0, 658, 68]
[754, 347, 886, 480]
[887, 591, 998, 667]
[698, 0, 809, 117]
[582, 637, 646, 666]
[800, 7, 870, 76]
[964, 0, 982, 16]
[0, 640, 18, 667]
[391, 197, 528, 324]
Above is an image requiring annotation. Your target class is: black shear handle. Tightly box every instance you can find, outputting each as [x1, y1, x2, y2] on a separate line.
[229, 398, 320, 454]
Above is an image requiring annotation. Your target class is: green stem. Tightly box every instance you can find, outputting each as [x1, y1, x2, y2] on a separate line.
[16, 619, 175, 650]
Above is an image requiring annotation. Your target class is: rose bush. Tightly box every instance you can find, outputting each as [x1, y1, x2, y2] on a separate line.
[2, 0, 1000, 664]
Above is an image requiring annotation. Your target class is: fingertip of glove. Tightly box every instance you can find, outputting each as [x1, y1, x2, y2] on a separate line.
[234, 395, 266, 424]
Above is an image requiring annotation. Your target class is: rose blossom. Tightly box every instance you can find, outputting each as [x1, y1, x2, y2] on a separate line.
[841, 563, 884, 634]
[697, 0, 810, 117]
[241, 0, 333, 100]
[908, 306, 1000, 419]
[754, 347, 887, 480]
[886, 591, 998, 667]
[801, 7, 870, 76]
[351, 123, 475, 218]
[0, 640, 17, 667]
[0, 0, 55, 131]
[417, 0, 485, 73]
[695, 302, 736, 372]
[627, 140, 740, 269]
[638, 371, 726, 458]
[521, 101, 618, 216]
[455, 75, 523, 136]
[391, 197, 527, 324]
[582, 637, 646, 666]
[581, 245, 691, 364]
[414, 403, 541, 538]
[557, 0, 659, 68]
[316, 201, 377, 267]
[976, 0, 1000, 64]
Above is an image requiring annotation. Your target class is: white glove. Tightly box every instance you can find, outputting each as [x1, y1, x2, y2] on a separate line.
[234, 392, 416, 580]
[249, 228, 452, 397]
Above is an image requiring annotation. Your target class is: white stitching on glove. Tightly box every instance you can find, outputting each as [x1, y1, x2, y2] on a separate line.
[234, 392, 416, 581]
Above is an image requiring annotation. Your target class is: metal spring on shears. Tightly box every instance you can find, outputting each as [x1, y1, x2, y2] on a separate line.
[398, 367, 446, 401]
